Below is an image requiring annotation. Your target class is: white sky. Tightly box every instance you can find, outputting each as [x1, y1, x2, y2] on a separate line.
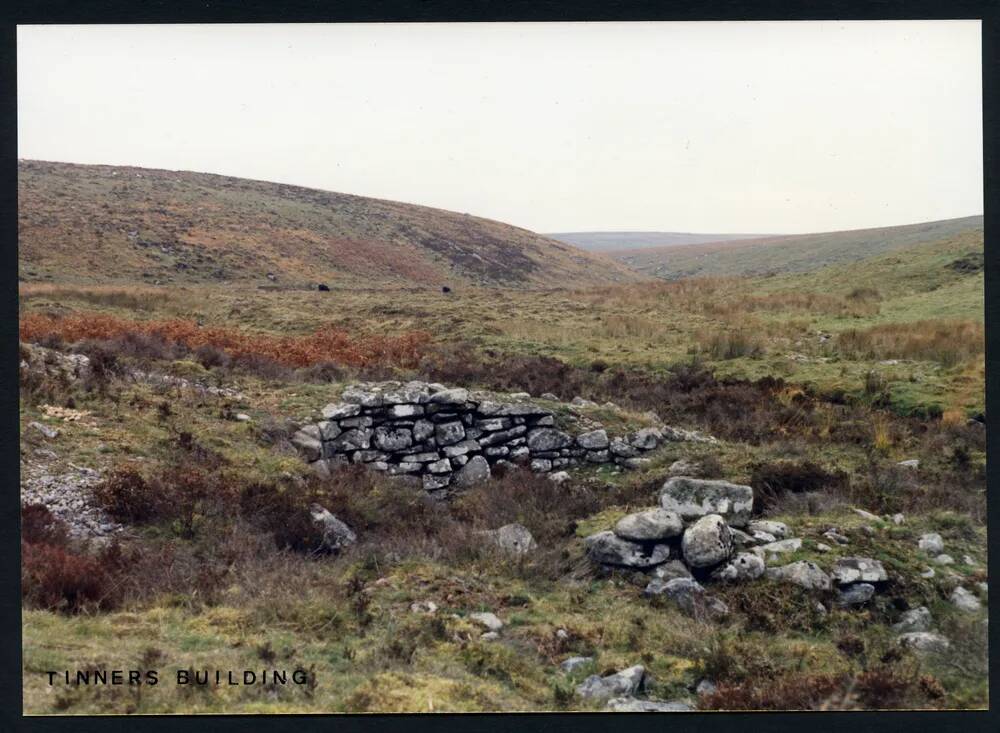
[18, 21, 983, 234]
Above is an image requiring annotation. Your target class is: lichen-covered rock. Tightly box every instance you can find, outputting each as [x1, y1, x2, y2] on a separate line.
[435, 421, 466, 446]
[892, 606, 932, 633]
[372, 426, 413, 452]
[469, 611, 503, 631]
[836, 583, 875, 607]
[951, 586, 981, 612]
[918, 533, 944, 554]
[757, 538, 802, 557]
[605, 697, 693, 712]
[711, 552, 765, 582]
[321, 402, 361, 419]
[614, 508, 684, 542]
[309, 504, 356, 552]
[585, 531, 670, 569]
[651, 560, 693, 582]
[629, 428, 662, 450]
[576, 665, 645, 701]
[659, 477, 753, 527]
[681, 514, 732, 568]
[747, 520, 789, 539]
[765, 561, 831, 590]
[429, 387, 469, 404]
[483, 523, 537, 557]
[560, 656, 593, 673]
[644, 577, 728, 619]
[527, 428, 574, 452]
[453, 455, 490, 488]
[291, 429, 323, 461]
[576, 429, 609, 450]
[830, 557, 888, 586]
[898, 632, 950, 654]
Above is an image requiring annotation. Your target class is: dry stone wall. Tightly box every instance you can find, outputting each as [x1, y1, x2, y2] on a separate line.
[290, 381, 709, 496]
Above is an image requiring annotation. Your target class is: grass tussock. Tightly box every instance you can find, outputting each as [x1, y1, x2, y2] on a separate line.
[836, 320, 984, 367]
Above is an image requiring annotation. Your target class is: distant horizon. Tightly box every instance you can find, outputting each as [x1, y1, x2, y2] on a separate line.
[18, 22, 983, 233]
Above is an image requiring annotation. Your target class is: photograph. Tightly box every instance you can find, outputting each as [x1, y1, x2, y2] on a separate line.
[16, 20, 987, 714]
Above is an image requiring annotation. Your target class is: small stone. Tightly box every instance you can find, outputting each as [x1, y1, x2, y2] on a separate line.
[576, 429, 609, 450]
[892, 606, 931, 633]
[898, 632, 950, 654]
[548, 471, 571, 484]
[586, 531, 671, 569]
[830, 557, 888, 585]
[605, 697, 693, 712]
[711, 552, 765, 582]
[321, 402, 361, 419]
[291, 429, 323, 461]
[816, 543, 832, 552]
[681, 514, 733, 568]
[891, 513, 905, 525]
[483, 523, 537, 557]
[934, 554, 954, 566]
[962, 555, 977, 567]
[410, 600, 438, 614]
[852, 507, 881, 522]
[920, 567, 936, 579]
[560, 656, 593, 673]
[836, 583, 876, 607]
[758, 538, 802, 556]
[453, 456, 491, 488]
[696, 679, 717, 696]
[918, 533, 944, 554]
[479, 631, 500, 642]
[576, 665, 645, 701]
[660, 477, 753, 527]
[747, 520, 789, 539]
[765, 561, 831, 590]
[469, 612, 503, 631]
[897, 459, 919, 469]
[234, 413, 251, 422]
[614, 508, 684, 542]
[651, 560, 693, 582]
[429, 387, 469, 404]
[645, 577, 728, 619]
[951, 587, 981, 612]
[309, 504, 357, 552]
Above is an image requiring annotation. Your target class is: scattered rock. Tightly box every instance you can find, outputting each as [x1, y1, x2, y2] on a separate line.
[660, 477, 753, 527]
[951, 587, 981, 612]
[918, 533, 944, 554]
[586, 531, 671, 569]
[851, 508, 881, 522]
[309, 504, 357, 552]
[934, 554, 954, 566]
[920, 567, 936, 579]
[891, 513, 905, 525]
[479, 631, 500, 642]
[28, 421, 59, 439]
[576, 665, 645, 701]
[548, 471, 571, 484]
[667, 459, 701, 477]
[453, 456, 491, 488]
[696, 679, 717, 696]
[482, 523, 537, 557]
[605, 697, 693, 712]
[645, 577, 728, 619]
[892, 606, 932, 633]
[830, 557, 888, 586]
[765, 561, 831, 590]
[711, 552, 765, 582]
[816, 543, 832, 553]
[836, 583, 875, 607]
[469, 612, 504, 631]
[651, 560, 693, 582]
[235, 413, 251, 422]
[747, 520, 789, 539]
[614, 508, 684, 542]
[898, 632, 950, 654]
[897, 459, 919, 469]
[681, 514, 733, 568]
[410, 600, 438, 614]
[560, 656, 593, 673]
[757, 538, 801, 557]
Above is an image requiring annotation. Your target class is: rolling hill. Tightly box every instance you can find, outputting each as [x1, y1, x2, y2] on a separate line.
[17, 160, 643, 289]
[546, 230, 770, 252]
[612, 215, 984, 280]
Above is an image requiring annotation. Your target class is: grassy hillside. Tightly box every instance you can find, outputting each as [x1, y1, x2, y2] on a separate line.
[613, 216, 984, 280]
[547, 231, 769, 253]
[18, 160, 642, 289]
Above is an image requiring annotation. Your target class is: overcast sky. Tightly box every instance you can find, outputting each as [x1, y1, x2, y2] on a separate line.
[18, 21, 982, 234]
